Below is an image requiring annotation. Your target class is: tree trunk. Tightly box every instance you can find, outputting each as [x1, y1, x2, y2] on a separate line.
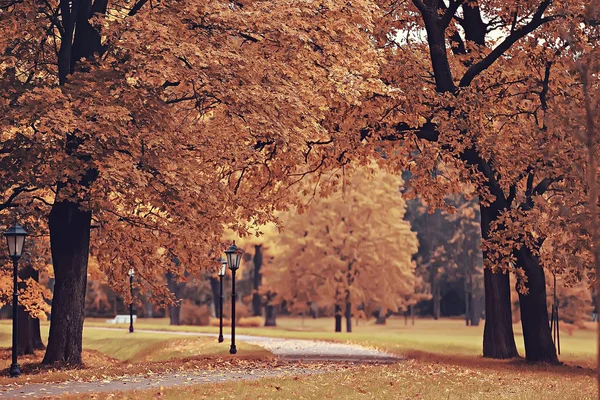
[209, 277, 220, 318]
[411, 304, 415, 325]
[43, 201, 91, 365]
[515, 247, 558, 363]
[17, 264, 44, 354]
[432, 281, 441, 320]
[17, 305, 34, 356]
[471, 294, 483, 326]
[264, 304, 277, 327]
[465, 273, 472, 326]
[375, 307, 386, 325]
[32, 317, 44, 350]
[166, 272, 183, 326]
[334, 304, 342, 332]
[345, 302, 352, 333]
[481, 202, 518, 359]
[252, 245, 263, 317]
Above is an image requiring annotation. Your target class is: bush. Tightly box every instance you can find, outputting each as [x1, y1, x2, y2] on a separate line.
[209, 316, 262, 327]
[180, 301, 211, 326]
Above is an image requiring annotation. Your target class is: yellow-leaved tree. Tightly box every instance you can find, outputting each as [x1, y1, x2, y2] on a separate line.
[262, 165, 419, 332]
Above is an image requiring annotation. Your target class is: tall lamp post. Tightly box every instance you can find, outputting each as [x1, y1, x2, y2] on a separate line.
[217, 257, 227, 343]
[4, 223, 28, 377]
[225, 241, 243, 354]
[128, 268, 135, 333]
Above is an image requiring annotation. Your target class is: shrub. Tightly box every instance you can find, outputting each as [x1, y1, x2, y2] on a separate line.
[180, 301, 211, 326]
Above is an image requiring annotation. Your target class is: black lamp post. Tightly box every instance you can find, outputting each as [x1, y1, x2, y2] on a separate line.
[225, 241, 243, 354]
[217, 257, 227, 343]
[128, 268, 134, 333]
[4, 223, 28, 377]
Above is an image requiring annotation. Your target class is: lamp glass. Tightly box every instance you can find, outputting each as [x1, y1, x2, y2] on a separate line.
[225, 242, 243, 271]
[218, 262, 227, 277]
[4, 224, 28, 258]
[128, 268, 135, 277]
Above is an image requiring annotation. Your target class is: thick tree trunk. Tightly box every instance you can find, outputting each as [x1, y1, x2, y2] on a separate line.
[481, 202, 518, 359]
[334, 304, 342, 332]
[43, 201, 91, 365]
[515, 247, 558, 363]
[252, 245, 263, 317]
[375, 307, 386, 325]
[264, 304, 276, 327]
[209, 277, 220, 318]
[345, 302, 352, 333]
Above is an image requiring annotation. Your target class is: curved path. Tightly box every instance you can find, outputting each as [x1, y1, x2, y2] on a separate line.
[0, 328, 400, 399]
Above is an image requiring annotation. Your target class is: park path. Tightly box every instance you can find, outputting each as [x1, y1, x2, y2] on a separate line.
[0, 328, 400, 399]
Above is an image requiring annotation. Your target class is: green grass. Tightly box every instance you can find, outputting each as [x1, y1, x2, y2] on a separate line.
[0, 323, 269, 364]
[85, 316, 597, 366]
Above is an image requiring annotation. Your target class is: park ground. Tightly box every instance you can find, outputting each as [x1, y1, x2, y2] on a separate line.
[0, 317, 596, 399]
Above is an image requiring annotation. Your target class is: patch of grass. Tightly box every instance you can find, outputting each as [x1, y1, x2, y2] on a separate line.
[86, 317, 597, 367]
[0, 324, 271, 385]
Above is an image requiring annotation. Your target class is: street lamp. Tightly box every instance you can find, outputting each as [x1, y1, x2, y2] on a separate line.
[128, 268, 135, 333]
[225, 241, 243, 354]
[217, 257, 227, 343]
[4, 223, 28, 377]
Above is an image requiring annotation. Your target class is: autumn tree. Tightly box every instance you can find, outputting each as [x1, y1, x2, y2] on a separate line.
[262, 166, 418, 332]
[342, 0, 600, 363]
[0, 0, 385, 365]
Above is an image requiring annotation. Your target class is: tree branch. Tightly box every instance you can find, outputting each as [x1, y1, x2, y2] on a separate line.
[459, 0, 553, 87]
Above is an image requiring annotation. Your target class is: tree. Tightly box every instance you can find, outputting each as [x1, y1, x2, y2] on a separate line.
[355, 0, 598, 363]
[262, 166, 419, 332]
[0, 0, 384, 364]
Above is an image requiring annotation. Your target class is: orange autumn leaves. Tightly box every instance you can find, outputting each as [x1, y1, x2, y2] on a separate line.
[255, 166, 420, 315]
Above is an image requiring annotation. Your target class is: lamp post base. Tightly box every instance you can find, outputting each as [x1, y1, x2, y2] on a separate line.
[218, 334, 224, 343]
[229, 345, 237, 354]
[9, 363, 20, 377]
[129, 326, 134, 333]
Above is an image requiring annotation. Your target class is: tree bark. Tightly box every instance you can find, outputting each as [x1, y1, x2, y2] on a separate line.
[166, 272, 183, 326]
[17, 264, 45, 354]
[334, 304, 342, 332]
[209, 277, 220, 318]
[481, 202, 518, 359]
[375, 307, 386, 325]
[345, 302, 352, 333]
[252, 245, 263, 317]
[264, 304, 276, 327]
[465, 273, 472, 326]
[515, 247, 558, 363]
[43, 201, 91, 365]
[432, 280, 441, 320]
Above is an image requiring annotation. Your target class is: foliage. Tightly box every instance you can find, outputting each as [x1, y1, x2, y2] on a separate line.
[260, 166, 418, 317]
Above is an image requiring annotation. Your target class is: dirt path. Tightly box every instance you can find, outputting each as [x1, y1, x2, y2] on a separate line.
[0, 328, 400, 399]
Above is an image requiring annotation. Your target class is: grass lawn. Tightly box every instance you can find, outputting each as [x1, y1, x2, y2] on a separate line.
[0, 323, 271, 386]
[87, 316, 597, 367]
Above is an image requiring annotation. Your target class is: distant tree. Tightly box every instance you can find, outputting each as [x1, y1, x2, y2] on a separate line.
[262, 166, 419, 332]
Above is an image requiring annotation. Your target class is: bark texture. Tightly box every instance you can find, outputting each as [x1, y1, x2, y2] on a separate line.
[43, 201, 91, 365]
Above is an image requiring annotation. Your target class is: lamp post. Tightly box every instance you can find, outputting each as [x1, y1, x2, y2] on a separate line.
[4, 223, 28, 377]
[225, 241, 243, 354]
[217, 257, 227, 343]
[128, 268, 134, 333]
